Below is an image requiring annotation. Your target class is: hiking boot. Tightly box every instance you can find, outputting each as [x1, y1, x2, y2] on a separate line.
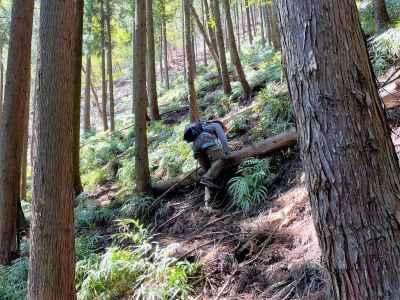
[200, 177, 222, 190]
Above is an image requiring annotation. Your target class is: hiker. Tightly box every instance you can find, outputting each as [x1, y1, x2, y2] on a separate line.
[183, 120, 231, 210]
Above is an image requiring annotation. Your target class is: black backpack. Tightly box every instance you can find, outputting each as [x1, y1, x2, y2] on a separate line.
[183, 121, 206, 142]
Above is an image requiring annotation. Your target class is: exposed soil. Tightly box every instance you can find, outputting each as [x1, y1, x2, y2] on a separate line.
[151, 151, 326, 300]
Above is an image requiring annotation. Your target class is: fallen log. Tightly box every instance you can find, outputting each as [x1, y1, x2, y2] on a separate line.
[152, 128, 298, 194]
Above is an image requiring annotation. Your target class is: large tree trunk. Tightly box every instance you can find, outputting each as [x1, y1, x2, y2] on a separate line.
[184, 0, 200, 122]
[134, 0, 151, 194]
[374, 0, 391, 32]
[106, 0, 115, 131]
[277, 1, 400, 298]
[146, 0, 160, 121]
[27, 0, 75, 298]
[0, 0, 34, 265]
[73, 0, 84, 196]
[212, 0, 232, 95]
[222, 0, 251, 97]
[100, 0, 109, 131]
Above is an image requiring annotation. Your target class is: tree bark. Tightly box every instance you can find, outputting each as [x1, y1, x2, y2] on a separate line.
[374, 0, 391, 32]
[264, 5, 272, 47]
[131, 0, 136, 114]
[146, 0, 160, 121]
[162, 8, 170, 89]
[269, 2, 281, 51]
[0, 0, 34, 265]
[73, 0, 84, 196]
[84, 2, 92, 135]
[222, 0, 251, 97]
[0, 45, 3, 123]
[277, 1, 400, 298]
[106, 0, 115, 131]
[259, 2, 266, 47]
[182, 0, 187, 81]
[203, 0, 218, 60]
[28, 0, 75, 298]
[201, 0, 208, 66]
[184, 0, 200, 122]
[84, 50, 92, 132]
[100, 0, 109, 131]
[244, 0, 253, 44]
[190, 4, 221, 76]
[212, 0, 232, 95]
[134, 0, 151, 194]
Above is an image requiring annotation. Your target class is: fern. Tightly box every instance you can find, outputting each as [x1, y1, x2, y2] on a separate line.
[228, 158, 272, 210]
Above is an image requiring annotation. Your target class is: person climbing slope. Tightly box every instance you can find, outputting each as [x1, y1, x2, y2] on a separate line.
[183, 120, 231, 210]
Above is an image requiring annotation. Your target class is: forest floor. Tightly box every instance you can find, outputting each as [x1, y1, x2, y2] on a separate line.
[86, 59, 400, 299]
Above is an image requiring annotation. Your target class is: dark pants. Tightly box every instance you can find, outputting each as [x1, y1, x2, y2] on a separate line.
[197, 146, 225, 209]
[197, 146, 225, 182]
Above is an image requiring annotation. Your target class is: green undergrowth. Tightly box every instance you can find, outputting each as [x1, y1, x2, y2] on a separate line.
[1, 191, 196, 300]
[228, 158, 273, 210]
[359, 0, 400, 35]
[371, 27, 400, 75]
[76, 219, 198, 300]
[227, 83, 294, 142]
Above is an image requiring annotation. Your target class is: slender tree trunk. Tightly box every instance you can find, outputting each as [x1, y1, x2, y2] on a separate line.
[277, 1, 400, 298]
[222, 0, 251, 97]
[84, 1, 92, 135]
[201, 1, 208, 66]
[212, 0, 232, 95]
[0, 45, 3, 122]
[105, 0, 115, 131]
[146, 0, 160, 121]
[134, 0, 151, 194]
[250, 4, 256, 36]
[374, 0, 391, 32]
[72, 0, 84, 196]
[159, 24, 164, 84]
[182, 0, 187, 81]
[269, 2, 281, 51]
[20, 101, 29, 203]
[162, 2, 170, 89]
[184, 0, 200, 122]
[191, 26, 197, 76]
[203, 0, 218, 60]
[190, 5, 221, 76]
[100, 0, 108, 131]
[84, 56, 91, 132]
[259, 2, 266, 47]
[28, 0, 75, 298]
[131, 0, 136, 114]
[264, 5, 272, 47]
[240, 0, 246, 42]
[244, 0, 253, 44]
[235, 1, 241, 53]
[0, 0, 34, 265]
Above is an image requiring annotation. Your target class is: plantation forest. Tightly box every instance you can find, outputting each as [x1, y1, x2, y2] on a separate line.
[2, 0, 400, 299]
